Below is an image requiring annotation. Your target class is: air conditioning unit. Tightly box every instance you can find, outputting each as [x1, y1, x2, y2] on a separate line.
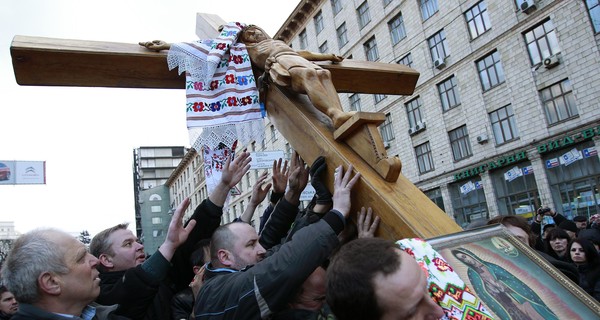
[520, 0, 536, 14]
[433, 58, 446, 69]
[543, 55, 559, 69]
[408, 127, 416, 135]
[415, 121, 427, 132]
[477, 134, 489, 144]
[383, 141, 391, 149]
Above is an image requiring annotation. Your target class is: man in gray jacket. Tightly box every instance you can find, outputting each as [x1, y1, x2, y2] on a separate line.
[194, 162, 360, 319]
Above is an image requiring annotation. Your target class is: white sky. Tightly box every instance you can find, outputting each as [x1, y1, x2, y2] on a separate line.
[0, 0, 299, 236]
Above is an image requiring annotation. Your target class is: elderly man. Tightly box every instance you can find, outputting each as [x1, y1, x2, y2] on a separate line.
[1, 229, 128, 320]
[0, 285, 18, 319]
[326, 237, 445, 320]
[90, 152, 251, 320]
[194, 163, 361, 319]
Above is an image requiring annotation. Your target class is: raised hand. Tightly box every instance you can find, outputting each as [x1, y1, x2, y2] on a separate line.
[331, 165, 361, 218]
[309, 156, 332, 204]
[357, 207, 380, 238]
[220, 151, 252, 189]
[159, 198, 197, 261]
[285, 151, 309, 205]
[271, 158, 289, 194]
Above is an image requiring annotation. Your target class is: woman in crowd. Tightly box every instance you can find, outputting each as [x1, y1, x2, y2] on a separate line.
[569, 238, 600, 301]
[544, 228, 571, 262]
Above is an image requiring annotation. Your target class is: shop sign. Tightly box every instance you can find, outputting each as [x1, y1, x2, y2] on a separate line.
[546, 158, 559, 169]
[559, 148, 582, 166]
[504, 166, 523, 182]
[537, 126, 599, 154]
[583, 147, 598, 158]
[453, 151, 527, 181]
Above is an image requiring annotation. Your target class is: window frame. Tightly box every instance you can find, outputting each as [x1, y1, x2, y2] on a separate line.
[405, 97, 424, 128]
[397, 53, 413, 68]
[349, 94, 362, 111]
[389, 13, 407, 45]
[364, 36, 379, 61]
[336, 22, 349, 48]
[465, 1, 492, 39]
[437, 75, 461, 112]
[585, 0, 600, 33]
[331, 0, 343, 15]
[380, 113, 395, 142]
[299, 29, 308, 49]
[357, 1, 371, 29]
[489, 104, 519, 145]
[415, 141, 435, 174]
[476, 50, 505, 91]
[449, 125, 473, 161]
[523, 19, 560, 66]
[540, 78, 578, 125]
[314, 10, 324, 34]
[428, 29, 449, 62]
[420, 0, 439, 21]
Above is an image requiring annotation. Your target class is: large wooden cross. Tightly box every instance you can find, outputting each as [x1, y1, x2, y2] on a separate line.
[10, 27, 461, 239]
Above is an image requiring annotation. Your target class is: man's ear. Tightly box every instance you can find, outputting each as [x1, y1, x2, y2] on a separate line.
[217, 249, 233, 267]
[98, 253, 114, 269]
[38, 272, 61, 296]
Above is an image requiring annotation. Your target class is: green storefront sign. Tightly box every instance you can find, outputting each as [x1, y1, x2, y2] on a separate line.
[454, 151, 527, 181]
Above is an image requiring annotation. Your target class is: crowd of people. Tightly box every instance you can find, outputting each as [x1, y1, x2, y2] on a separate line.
[1, 151, 599, 319]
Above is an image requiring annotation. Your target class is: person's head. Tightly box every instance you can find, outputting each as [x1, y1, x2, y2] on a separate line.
[545, 228, 570, 256]
[239, 25, 271, 44]
[451, 249, 485, 270]
[1, 229, 100, 315]
[569, 238, 600, 265]
[326, 238, 443, 320]
[578, 228, 600, 252]
[487, 215, 532, 246]
[190, 239, 211, 274]
[289, 266, 327, 311]
[0, 285, 18, 315]
[558, 220, 578, 240]
[90, 223, 145, 272]
[542, 223, 556, 240]
[210, 222, 265, 270]
[573, 216, 588, 230]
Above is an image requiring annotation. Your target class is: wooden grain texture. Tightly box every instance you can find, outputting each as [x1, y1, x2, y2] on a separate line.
[11, 35, 420, 94]
[265, 85, 462, 240]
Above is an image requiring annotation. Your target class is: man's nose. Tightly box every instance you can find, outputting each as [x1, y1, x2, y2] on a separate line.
[136, 242, 144, 251]
[257, 244, 266, 257]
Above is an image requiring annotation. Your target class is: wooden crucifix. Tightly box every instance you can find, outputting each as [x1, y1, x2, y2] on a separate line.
[9, 18, 462, 240]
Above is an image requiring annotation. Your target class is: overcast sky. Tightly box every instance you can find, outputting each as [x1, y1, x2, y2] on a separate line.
[0, 0, 299, 236]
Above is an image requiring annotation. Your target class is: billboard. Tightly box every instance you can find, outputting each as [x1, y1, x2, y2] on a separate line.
[0, 160, 46, 185]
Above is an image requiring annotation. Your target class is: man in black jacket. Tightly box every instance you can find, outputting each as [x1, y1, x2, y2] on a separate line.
[91, 152, 252, 320]
[194, 162, 361, 319]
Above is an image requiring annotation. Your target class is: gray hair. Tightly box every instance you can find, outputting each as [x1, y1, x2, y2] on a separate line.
[1, 229, 70, 303]
[90, 223, 129, 259]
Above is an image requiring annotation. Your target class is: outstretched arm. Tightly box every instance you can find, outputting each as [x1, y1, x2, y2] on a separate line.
[158, 198, 197, 261]
[209, 151, 252, 206]
[297, 50, 344, 63]
[240, 171, 272, 223]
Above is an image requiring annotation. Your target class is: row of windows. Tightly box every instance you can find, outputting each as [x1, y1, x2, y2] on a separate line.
[390, 77, 577, 175]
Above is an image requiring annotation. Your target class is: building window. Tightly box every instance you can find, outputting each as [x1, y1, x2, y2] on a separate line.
[415, 142, 434, 174]
[152, 229, 163, 238]
[364, 36, 379, 61]
[389, 13, 407, 45]
[476, 50, 505, 91]
[465, 1, 491, 39]
[374, 94, 387, 104]
[270, 125, 277, 141]
[586, 0, 600, 33]
[437, 75, 461, 111]
[540, 79, 578, 125]
[380, 113, 395, 142]
[398, 53, 413, 68]
[524, 19, 560, 66]
[336, 23, 349, 48]
[428, 29, 449, 62]
[245, 172, 250, 188]
[425, 188, 445, 211]
[261, 137, 266, 150]
[151, 217, 162, 224]
[450, 179, 488, 228]
[314, 10, 324, 34]
[151, 205, 161, 213]
[349, 94, 362, 111]
[331, 0, 342, 15]
[490, 105, 519, 144]
[299, 29, 308, 49]
[319, 41, 328, 53]
[357, 1, 371, 29]
[383, 0, 393, 6]
[492, 161, 540, 217]
[449, 125, 472, 161]
[420, 0, 439, 21]
[405, 97, 424, 128]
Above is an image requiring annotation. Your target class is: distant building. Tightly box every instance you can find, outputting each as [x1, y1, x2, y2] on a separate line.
[265, 0, 600, 228]
[133, 146, 187, 254]
[0, 221, 20, 240]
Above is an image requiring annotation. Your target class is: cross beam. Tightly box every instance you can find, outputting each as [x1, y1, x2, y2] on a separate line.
[9, 34, 461, 239]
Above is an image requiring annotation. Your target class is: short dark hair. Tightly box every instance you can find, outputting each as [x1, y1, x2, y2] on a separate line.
[487, 215, 533, 246]
[190, 239, 211, 267]
[326, 238, 401, 320]
[210, 222, 242, 262]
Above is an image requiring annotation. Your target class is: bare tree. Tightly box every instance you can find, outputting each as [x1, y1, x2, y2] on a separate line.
[78, 230, 91, 245]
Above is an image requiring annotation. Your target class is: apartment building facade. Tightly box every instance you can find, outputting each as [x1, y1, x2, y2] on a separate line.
[261, 0, 600, 228]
